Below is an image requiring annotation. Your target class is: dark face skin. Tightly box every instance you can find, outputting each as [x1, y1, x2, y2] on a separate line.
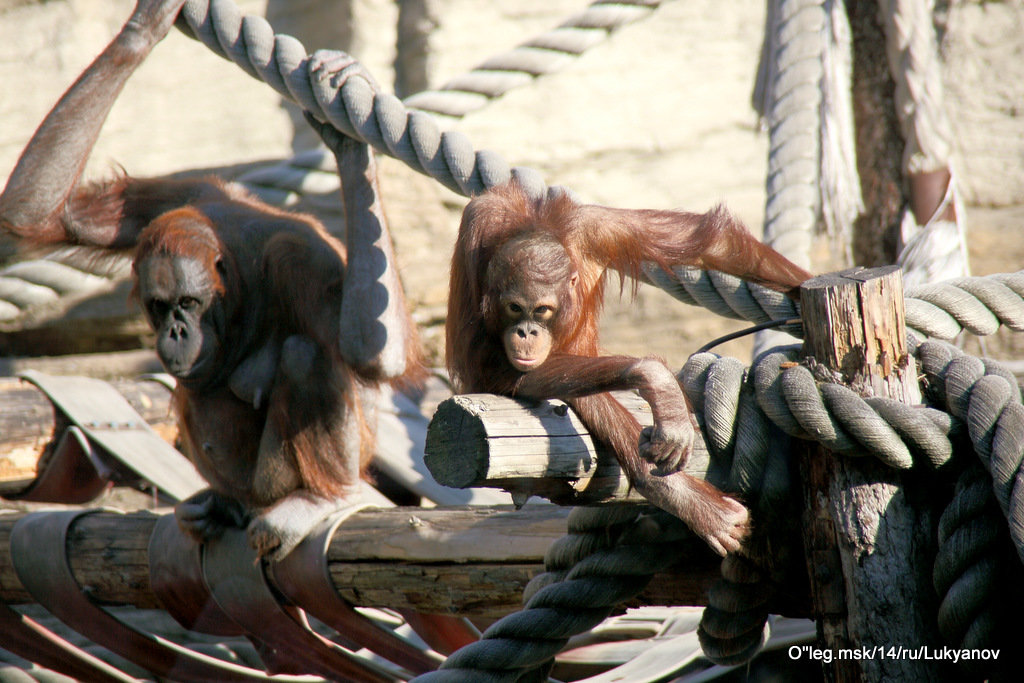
[499, 277, 561, 371]
[135, 253, 220, 381]
[487, 235, 578, 372]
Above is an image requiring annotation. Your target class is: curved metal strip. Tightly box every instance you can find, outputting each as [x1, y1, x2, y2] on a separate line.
[270, 506, 442, 674]
[202, 526, 399, 682]
[7, 425, 108, 503]
[10, 509, 307, 683]
[0, 601, 137, 683]
[18, 370, 206, 502]
[148, 513, 243, 636]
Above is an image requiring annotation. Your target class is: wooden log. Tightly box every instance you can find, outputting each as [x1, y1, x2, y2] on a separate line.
[848, 1, 906, 268]
[0, 348, 164, 381]
[799, 266, 946, 681]
[0, 375, 175, 446]
[0, 375, 177, 493]
[0, 506, 729, 618]
[424, 392, 712, 506]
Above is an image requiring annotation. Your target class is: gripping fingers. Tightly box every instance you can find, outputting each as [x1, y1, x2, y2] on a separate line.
[175, 489, 248, 542]
[308, 49, 379, 91]
[302, 109, 367, 162]
[125, 0, 187, 41]
[305, 50, 379, 150]
[639, 424, 693, 472]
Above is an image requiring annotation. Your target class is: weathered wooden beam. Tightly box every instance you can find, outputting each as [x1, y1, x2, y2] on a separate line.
[0, 375, 177, 493]
[424, 392, 712, 506]
[799, 266, 946, 680]
[0, 375, 175, 446]
[0, 506, 730, 618]
[0, 349, 164, 381]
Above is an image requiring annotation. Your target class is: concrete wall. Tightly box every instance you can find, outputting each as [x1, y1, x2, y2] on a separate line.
[1, 0, 1022, 364]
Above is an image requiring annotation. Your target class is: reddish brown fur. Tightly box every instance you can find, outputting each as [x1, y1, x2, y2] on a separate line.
[8, 171, 419, 505]
[0, 3, 435, 563]
[446, 179, 811, 510]
[132, 207, 226, 296]
[447, 180, 809, 386]
[448, 184, 808, 387]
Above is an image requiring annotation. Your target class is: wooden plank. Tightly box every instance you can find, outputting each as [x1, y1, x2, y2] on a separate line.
[0, 375, 179, 495]
[0, 375, 176, 448]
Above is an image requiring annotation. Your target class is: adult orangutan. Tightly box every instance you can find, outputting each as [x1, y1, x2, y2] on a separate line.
[446, 181, 811, 555]
[0, 0, 420, 560]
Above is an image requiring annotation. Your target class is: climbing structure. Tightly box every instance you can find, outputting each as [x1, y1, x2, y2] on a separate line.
[1, 0, 1021, 681]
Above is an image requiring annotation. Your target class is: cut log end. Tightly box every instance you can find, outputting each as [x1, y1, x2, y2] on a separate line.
[423, 395, 491, 488]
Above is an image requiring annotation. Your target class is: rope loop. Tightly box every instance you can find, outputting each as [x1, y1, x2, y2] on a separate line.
[931, 463, 1014, 677]
[178, 0, 543, 201]
[410, 507, 693, 681]
[683, 337, 1024, 669]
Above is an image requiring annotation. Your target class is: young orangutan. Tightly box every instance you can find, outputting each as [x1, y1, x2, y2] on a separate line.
[446, 181, 810, 555]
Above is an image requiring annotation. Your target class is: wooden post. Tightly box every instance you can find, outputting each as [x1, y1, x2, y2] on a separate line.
[799, 266, 948, 681]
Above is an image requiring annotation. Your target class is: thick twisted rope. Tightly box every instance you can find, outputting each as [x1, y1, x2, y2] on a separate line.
[170, 2, 1024, 672]
[754, 0, 825, 272]
[176, 0, 553, 201]
[684, 340, 1017, 487]
[409, 506, 694, 682]
[680, 354, 802, 666]
[680, 337, 1024, 664]
[3, 1, 1017, 675]
[644, 268, 1024, 346]
[403, 0, 665, 119]
[931, 463, 1012, 678]
[408, 302, 1019, 674]
[426, 327, 1024, 675]
[235, 0, 665, 200]
[416, 310, 1017, 674]
[750, 0, 861, 294]
[9, 0, 1021, 333]
[0, 253, 130, 323]
[916, 339, 1024, 556]
[911, 340, 1023, 669]
[904, 271, 1024, 340]
[4, 0, 572, 316]
[877, 0, 954, 177]
[171, 0, 1024, 349]
[696, 553, 772, 666]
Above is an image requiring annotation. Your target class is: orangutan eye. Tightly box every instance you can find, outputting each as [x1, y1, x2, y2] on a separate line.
[505, 302, 523, 317]
[148, 299, 170, 319]
[534, 305, 554, 322]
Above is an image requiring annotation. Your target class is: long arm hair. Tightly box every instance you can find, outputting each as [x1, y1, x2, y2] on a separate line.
[570, 202, 811, 296]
